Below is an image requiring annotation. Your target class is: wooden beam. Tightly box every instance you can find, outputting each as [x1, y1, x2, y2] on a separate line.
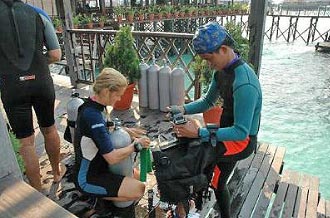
[0, 109, 22, 182]
[56, 0, 78, 87]
[99, 0, 106, 15]
[0, 178, 77, 218]
[248, 0, 267, 77]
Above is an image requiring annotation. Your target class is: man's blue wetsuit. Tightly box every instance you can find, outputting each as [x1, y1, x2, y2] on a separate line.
[185, 58, 262, 159]
[184, 57, 262, 190]
[75, 98, 125, 197]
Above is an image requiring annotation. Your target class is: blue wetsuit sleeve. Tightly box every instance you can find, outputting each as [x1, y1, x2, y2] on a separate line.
[39, 15, 60, 50]
[184, 74, 220, 114]
[28, 4, 59, 50]
[215, 84, 259, 141]
[83, 108, 114, 154]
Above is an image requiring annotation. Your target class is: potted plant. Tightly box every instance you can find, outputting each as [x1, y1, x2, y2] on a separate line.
[136, 8, 145, 21]
[103, 26, 141, 110]
[84, 14, 94, 29]
[99, 15, 107, 28]
[114, 6, 124, 23]
[126, 7, 136, 23]
[73, 14, 83, 28]
[53, 17, 63, 32]
[164, 5, 173, 19]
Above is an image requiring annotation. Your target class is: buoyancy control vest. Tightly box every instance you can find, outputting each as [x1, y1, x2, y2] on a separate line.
[152, 139, 217, 205]
[0, 0, 49, 78]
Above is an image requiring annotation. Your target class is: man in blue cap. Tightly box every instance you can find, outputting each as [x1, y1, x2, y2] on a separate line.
[0, 0, 64, 193]
[169, 22, 262, 217]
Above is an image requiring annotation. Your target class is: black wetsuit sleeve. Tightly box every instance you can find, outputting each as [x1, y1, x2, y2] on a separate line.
[82, 107, 114, 154]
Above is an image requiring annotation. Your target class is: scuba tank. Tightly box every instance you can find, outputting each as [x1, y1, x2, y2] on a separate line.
[108, 118, 134, 208]
[170, 67, 185, 106]
[138, 59, 149, 108]
[147, 57, 160, 110]
[158, 59, 171, 112]
[67, 92, 84, 144]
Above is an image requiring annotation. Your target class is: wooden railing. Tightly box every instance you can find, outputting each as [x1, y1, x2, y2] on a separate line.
[68, 29, 199, 101]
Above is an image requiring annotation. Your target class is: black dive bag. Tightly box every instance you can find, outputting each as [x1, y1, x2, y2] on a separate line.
[152, 139, 217, 204]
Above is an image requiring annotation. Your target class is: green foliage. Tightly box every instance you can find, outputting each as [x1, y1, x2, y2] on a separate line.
[103, 26, 140, 83]
[113, 6, 125, 16]
[126, 7, 136, 16]
[9, 132, 25, 172]
[99, 15, 107, 22]
[73, 14, 83, 26]
[82, 14, 93, 24]
[52, 17, 62, 29]
[225, 21, 250, 61]
[191, 56, 213, 94]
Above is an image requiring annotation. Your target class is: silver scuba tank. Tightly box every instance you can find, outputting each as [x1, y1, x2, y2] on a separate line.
[158, 59, 171, 112]
[170, 67, 185, 106]
[108, 118, 134, 208]
[147, 57, 160, 110]
[138, 59, 149, 108]
[67, 92, 84, 144]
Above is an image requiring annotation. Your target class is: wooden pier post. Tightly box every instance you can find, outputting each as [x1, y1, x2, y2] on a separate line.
[248, 0, 267, 77]
[56, 0, 78, 87]
[276, 16, 280, 39]
[287, 16, 293, 42]
[270, 15, 276, 41]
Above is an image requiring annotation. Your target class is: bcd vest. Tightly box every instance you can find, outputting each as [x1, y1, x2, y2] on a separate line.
[152, 139, 217, 205]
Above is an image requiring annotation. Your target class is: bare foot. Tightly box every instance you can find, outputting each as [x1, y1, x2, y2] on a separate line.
[53, 163, 67, 183]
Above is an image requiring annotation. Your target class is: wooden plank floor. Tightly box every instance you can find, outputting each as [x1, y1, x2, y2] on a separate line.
[0, 177, 76, 218]
[21, 75, 328, 218]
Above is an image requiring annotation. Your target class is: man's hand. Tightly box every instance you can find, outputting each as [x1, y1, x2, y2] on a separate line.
[173, 118, 201, 138]
[165, 105, 185, 115]
[124, 127, 146, 139]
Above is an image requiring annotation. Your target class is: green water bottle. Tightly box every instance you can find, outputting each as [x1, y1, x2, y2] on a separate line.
[140, 148, 152, 182]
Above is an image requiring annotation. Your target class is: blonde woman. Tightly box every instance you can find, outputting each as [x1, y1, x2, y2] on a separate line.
[74, 68, 150, 207]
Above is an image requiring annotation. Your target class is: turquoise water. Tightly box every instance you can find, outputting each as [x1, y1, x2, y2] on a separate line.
[259, 41, 330, 199]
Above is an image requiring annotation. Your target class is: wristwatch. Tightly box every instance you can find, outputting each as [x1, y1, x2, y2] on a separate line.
[210, 131, 217, 147]
[134, 142, 143, 152]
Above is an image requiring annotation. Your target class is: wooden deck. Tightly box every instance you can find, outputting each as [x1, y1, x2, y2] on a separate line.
[1, 74, 328, 217]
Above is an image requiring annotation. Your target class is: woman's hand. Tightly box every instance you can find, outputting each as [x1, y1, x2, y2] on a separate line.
[173, 118, 201, 138]
[134, 137, 151, 148]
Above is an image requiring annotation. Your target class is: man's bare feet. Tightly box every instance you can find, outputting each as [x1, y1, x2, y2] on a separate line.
[53, 163, 67, 183]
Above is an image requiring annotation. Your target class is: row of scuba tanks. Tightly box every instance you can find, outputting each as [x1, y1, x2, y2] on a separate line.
[139, 58, 185, 112]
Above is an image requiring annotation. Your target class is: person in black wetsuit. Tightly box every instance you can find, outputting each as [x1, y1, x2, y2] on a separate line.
[0, 0, 64, 192]
[75, 68, 150, 208]
[168, 22, 262, 218]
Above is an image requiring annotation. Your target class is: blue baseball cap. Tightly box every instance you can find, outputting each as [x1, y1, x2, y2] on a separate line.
[192, 22, 230, 54]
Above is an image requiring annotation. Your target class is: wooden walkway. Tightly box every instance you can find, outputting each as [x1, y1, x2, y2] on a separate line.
[1, 74, 329, 217]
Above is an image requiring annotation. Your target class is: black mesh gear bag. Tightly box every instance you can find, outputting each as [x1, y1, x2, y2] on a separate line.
[152, 139, 217, 204]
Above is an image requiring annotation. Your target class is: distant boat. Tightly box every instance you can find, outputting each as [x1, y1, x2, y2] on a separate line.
[315, 41, 330, 52]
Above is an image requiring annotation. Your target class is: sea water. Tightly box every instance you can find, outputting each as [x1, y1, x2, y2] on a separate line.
[259, 41, 330, 199]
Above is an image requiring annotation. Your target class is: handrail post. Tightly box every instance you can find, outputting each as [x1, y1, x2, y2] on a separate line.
[248, 0, 267, 77]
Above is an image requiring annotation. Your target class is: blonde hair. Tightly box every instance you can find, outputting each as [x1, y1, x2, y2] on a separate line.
[93, 68, 127, 94]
